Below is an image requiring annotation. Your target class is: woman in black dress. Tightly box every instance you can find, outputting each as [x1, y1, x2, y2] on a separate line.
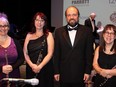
[93, 24, 116, 87]
[23, 12, 54, 87]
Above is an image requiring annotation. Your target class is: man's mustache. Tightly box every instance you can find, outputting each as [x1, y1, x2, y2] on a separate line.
[69, 19, 75, 22]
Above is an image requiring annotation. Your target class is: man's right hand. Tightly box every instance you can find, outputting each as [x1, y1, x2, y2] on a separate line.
[54, 74, 60, 81]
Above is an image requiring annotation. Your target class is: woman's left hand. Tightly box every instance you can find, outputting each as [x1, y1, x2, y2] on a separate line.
[2, 65, 13, 74]
[32, 64, 42, 73]
[100, 69, 112, 78]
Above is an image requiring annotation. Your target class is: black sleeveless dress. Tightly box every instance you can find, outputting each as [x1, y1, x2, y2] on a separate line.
[93, 51, 116, 87]
[26, 35, 54, 87]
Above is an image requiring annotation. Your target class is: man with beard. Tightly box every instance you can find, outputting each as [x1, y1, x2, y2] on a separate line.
[54, 6, 94, 87]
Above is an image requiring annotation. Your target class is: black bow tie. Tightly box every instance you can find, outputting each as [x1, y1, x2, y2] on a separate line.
[67, 25, 78, 31]
[67, 27, 77, 31]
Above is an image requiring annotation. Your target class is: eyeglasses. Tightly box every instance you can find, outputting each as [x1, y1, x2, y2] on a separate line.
[35, 19, 44, 22]
[105, 31, 115, 36]
[0, 25, 9, 28]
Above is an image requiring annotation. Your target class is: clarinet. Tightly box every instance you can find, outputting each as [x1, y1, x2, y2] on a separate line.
[34, 39, 45, 78]
[34, 50, 43, 78]
[99, 65, 116, 87]
[5, 50, 10, 87]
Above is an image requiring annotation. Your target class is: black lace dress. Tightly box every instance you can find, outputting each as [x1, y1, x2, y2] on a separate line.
[26, 35, 54, 87]
[93, 51, 116, 87]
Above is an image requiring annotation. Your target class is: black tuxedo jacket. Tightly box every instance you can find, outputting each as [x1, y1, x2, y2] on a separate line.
[85, 18, 95, 31]
[84, 18, 99, 39]
[54, 24, 93, 83]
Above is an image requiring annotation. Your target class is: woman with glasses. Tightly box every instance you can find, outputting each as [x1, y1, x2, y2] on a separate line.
[23, 12, 54, 87]
[93, 24, 116, 87]
[0, 13, 24, 87]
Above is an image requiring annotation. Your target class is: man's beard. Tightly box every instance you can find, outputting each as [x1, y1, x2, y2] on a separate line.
[68, 19, 78, 27]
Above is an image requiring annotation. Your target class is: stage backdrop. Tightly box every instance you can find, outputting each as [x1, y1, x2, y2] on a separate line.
[63, 0, 116, 27]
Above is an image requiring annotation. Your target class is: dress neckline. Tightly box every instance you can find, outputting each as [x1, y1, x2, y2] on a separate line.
[0, 37, 12, 49]
[30, 35, 44, 41]
[103, 51, 115, 56]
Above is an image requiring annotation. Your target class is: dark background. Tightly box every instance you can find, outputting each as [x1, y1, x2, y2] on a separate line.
[0, 0, 51, 39]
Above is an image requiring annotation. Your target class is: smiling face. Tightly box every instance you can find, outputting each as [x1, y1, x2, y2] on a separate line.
[65, 6, 79, 27]
[103, 27, 116, 45]
[0, 17, 9, 36]
[35, 15, 45, 30]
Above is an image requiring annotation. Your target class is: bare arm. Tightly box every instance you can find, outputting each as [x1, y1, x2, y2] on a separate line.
[93, 46, 102, 74]
[23, 33, 38, 70]
[93, 46, 116, 78]
[38, 32, 54, 69]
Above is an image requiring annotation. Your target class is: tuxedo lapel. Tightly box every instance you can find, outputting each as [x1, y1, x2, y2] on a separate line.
[63, 27, 72, 47]
[73, 25, 82, 48]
